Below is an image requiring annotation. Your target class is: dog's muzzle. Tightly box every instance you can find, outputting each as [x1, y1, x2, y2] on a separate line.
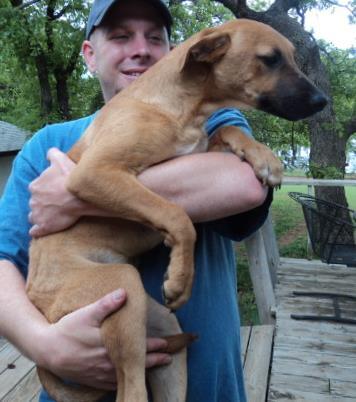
[258, 76, 328, 121]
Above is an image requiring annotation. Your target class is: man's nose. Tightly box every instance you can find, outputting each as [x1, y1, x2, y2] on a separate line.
[131, 35, 151, 59]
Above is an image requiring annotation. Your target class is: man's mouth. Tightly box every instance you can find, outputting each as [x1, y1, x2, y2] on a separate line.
[122, 69, 147, 78]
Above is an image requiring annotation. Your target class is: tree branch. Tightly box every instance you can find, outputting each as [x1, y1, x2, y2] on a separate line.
[53, 5, 71, 20]
[344, 117, 356, 137]
[16, 0, 43, 10]
[295, 2, 307, 27]
[323, 0, 356, 18]
[214, 0, 258, 18]
[270, 0, 303, 13]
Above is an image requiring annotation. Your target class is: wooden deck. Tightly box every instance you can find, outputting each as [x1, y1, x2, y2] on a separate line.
[0, 325, 274, 402]
[0, 337, 41, 401]
[268, 258, 356, 401]
[2, 258, 356, 402]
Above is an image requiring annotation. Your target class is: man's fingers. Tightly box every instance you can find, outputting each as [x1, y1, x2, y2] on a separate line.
[80, 289, 127, 327]
[47, 147, 65, 163]
[146, 353, 172, 369]
[146, 338, 171, 368]
[146, 337, 168, 352]
[47, 147, 75, 173]
[29, 224, 43, 238]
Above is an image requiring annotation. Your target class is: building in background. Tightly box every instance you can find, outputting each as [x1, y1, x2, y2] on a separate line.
[0, 121, 30, 195]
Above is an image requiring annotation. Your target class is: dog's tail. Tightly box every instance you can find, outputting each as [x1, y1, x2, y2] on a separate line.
[162, 332, 198, 353]
[37, 367, 106, 402]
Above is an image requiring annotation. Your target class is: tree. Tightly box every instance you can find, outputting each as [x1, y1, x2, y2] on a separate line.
[0, 0, 97, 126]
[170, 0, 234, 41]
[1, 0, 354, 201]
[199, 0, 355, 209]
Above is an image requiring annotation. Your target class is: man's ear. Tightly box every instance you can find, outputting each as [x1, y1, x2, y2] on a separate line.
[180, 31, 231, 73]
[82, 40, 97, 74]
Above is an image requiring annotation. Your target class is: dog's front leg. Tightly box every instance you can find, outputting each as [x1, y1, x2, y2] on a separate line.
[67, 156, 196, 311]
[208, 126, 283, 187]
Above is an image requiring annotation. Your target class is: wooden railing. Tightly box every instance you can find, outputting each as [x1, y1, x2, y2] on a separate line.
[244, 177, 356, 324]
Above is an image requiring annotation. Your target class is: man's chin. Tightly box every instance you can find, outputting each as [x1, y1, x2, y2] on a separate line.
[121, 74, 141, 87]
[112, 75, 142, 96]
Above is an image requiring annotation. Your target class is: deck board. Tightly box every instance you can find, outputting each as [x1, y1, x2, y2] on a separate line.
[243, 325, 274, 402]
[0, 325, 274, 402]
[268, 258, 356, 401]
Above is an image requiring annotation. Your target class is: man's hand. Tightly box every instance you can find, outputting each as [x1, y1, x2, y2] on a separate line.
[37, 289, 172, 390]
[28, 148, 82, 237]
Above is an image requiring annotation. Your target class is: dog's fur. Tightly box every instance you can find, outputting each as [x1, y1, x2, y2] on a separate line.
[26, 19, 326, 402]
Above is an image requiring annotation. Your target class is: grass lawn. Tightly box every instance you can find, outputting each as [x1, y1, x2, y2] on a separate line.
[237, 181, 356, 325]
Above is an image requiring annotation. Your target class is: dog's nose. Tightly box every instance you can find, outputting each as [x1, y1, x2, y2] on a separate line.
[310, 92, 328, 112]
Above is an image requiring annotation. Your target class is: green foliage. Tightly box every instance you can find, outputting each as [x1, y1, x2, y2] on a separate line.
[235, 245, 260, 325]
[0, 37, 41, 130]
[0, 0, 93, 131]
[320, 44, 356, 139]
[279, 236, 308, 258]
[308, 163, 345, 179]
[170, 0, 234, 42]
[245, 110, 309, 151]
[0, 0, 355, 156]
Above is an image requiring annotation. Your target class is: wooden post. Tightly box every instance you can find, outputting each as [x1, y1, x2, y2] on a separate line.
[260, 213, 279, 288]
[244, 229, 276, 324]
[306, 184, 314, 259]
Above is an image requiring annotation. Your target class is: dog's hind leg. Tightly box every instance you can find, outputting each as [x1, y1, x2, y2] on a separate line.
[40, 262, 149, 402]
[99, 265, 148, 402]
[146, 297, 191, 402]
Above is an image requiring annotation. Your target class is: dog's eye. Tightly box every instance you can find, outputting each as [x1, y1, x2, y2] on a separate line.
[258, 50, 282, 68]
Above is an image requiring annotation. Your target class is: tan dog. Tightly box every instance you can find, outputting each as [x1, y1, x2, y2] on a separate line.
[27, 19, 327, 402]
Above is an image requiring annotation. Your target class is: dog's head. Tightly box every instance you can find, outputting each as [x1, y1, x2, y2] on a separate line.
[181, 19, 327, 121]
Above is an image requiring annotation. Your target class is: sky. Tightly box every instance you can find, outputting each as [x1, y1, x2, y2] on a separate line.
[304, 3, 355, 49]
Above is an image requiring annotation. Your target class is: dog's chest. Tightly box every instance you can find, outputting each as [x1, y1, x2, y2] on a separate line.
[174, 127, 208, 157]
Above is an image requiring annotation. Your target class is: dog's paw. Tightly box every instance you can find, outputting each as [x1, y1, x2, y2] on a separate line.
[244, 144, 283, 187]
[162, 270, 194, 311]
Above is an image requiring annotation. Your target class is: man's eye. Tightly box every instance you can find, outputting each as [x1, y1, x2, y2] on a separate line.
[112, 34, 129, 40]
[149, 35, 163, 43]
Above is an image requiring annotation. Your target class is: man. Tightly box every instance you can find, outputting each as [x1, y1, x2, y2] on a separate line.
[0, 1, 272, 401]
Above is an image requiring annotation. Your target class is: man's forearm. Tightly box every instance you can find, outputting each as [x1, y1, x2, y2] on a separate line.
[29, 149, 268, 236]
[0, 260, 49, 363]
[139, 152, 268, 222]
[81, 152, 268, 222]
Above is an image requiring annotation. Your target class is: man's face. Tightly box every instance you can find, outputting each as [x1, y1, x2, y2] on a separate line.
[83, 0, 170, 102]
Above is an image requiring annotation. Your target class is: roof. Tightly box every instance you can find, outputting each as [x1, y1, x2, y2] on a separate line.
[0, 121, 30, 153]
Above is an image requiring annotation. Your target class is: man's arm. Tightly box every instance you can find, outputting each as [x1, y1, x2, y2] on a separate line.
[0, 260, 171, 389]
[0, 259, 123, 389]
[29, 148, 268, 236]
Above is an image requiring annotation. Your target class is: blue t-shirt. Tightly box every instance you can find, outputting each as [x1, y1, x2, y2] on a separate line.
[0, 108, 271, 402]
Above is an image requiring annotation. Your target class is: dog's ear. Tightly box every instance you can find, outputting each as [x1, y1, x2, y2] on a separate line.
[180, 31, 231, 73]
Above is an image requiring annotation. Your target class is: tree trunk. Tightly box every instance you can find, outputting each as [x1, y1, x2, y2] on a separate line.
[215, 0, 352, 210]
[34, 53, 53, 119]
[54, 72, 71, 120]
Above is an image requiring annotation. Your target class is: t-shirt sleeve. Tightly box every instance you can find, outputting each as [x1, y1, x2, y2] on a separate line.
[0, 115, 95, 277]
[205, 188, 273, 241]
[205, 107, 253, 138]
[204, 108, 273, 241]
[0, 130, 50, 276]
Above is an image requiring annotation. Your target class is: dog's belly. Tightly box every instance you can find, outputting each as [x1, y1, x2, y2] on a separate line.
[72, 217, 163, 257]
[27, 217, 162, 318]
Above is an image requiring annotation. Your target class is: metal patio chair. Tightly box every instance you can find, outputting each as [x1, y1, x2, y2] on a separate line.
[289, 192, 356, 267]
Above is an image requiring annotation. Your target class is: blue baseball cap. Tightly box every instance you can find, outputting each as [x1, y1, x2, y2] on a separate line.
[86, 0, 173, 39]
